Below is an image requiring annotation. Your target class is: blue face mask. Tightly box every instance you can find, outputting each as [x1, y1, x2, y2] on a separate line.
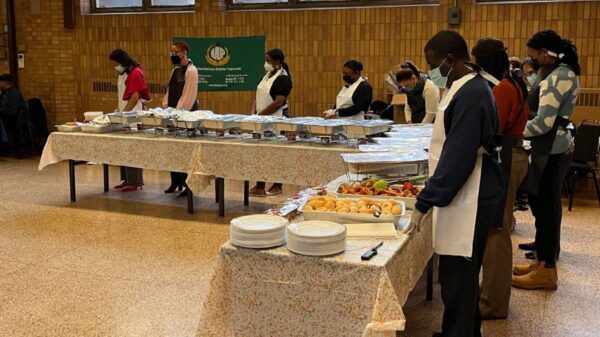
[428, 58, 452, 89]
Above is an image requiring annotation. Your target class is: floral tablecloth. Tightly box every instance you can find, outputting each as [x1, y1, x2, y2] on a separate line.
[38, 132, 355, 192]
[196, 213, 433, 337]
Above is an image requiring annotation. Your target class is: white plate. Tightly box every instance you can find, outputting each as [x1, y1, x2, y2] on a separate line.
[230, 237, 286, 249]
[287, 236, 346, 256]
[287, 221, 346, 239]
[230, 214, 288, 234]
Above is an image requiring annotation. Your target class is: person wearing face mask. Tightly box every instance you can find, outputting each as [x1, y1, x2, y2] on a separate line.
[109, 49, 151, 192]
[251, 48, 292, 118]
[162, 41, 199, 197]
[403, 30, 504, 337]
[395, 61, 439, 124]
[521, 58, 539, 89]
[323, 60, 372, 120]
[517, 56, 559, 256]
[471, 38, 530, 320]
[512, 30, 581, 291]
[249, 48, 293, 197]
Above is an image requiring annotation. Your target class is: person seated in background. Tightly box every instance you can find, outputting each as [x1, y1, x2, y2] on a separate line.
[395, 61, 439, 124]
[0, 74, 26, 158]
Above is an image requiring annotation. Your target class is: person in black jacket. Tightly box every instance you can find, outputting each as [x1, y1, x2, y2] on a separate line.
[396, 61, 440, 124]
[404, 31, 504, 337]
[323, 60, 372, 120]
[0, 74, 26, 158]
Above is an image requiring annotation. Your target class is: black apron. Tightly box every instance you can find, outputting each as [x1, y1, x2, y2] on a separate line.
[167, 63, 199, 110]
[405, 75, 427, 123]
[489, 79, 525, 228]
[491, 135, 521, 228]
[523, 116, 571, 196]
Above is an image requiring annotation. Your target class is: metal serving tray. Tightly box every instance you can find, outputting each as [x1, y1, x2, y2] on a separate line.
[173, 120, 201, 129]
[80, 124, 121, 134]
[344, 120, 393, 137]
[140, 116, 170, 128]
[107, 113, 141, 124]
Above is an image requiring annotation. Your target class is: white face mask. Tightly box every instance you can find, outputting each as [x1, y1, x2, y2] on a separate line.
[428, 58, 452, 89]
[115, 65, 126, 74]
[264, 62, 275, 72]
[526, 74, 538, 86]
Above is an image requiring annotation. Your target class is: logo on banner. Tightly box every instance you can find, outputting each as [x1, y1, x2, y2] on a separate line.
[206, 43, 230, 67]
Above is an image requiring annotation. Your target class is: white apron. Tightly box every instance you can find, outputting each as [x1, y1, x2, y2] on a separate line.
[335, 77, 366, 120]
[430, 72, 484, 258]
[117, 73, 143, 112]
[479, 69, 500, 87]
[256, 68, 288, 117]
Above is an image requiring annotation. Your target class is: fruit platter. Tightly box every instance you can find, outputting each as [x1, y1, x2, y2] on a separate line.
[302, 195, 405, 224]
[334, 177, 426, 209]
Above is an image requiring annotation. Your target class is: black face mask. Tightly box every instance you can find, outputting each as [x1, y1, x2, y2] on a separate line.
[171, 55, 182, 65]
[343, 75, 355, 84]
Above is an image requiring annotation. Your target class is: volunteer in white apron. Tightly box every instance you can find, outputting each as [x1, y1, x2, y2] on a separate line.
[250, 48, 293, 197]
[404, 31, 504, 337]
[252, 48, 292, 118]
[396, 61, 440, 124]
[323, 60, 372, 120]
[109, 49, 151, 192]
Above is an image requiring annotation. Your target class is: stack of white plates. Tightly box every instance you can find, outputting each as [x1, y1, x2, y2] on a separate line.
[287, 221, 347, 256]
[230, 215, 288, 249]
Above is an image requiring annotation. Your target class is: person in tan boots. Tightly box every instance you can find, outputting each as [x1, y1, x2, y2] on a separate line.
[471, 39, 530, 319]
[513, 30, 580, 290]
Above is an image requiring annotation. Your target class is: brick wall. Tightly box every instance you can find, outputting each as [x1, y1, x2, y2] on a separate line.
[0, 0, 8, 74]
[8, 0, 600, 125]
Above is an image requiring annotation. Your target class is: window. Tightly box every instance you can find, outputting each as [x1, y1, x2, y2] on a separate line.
[92, 0, 195, 13]
[474, 0, 594, 3]
[227, 0, 438, 10]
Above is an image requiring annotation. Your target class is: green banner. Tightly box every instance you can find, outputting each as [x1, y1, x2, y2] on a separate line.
[173, 36, 265, 92]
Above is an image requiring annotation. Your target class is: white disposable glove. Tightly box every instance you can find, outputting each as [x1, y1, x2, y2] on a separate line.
[323, 109, 337, 119]
[404, 209, 426, 235]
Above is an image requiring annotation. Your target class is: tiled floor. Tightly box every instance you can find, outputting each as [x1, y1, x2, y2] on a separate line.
[1, 156, 599, 337]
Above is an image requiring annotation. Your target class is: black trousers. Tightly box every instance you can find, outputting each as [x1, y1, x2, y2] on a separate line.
[0, 114, 22, 157]
[529, 153, 565, 267]
[439, 204, 496, 337]
[170, 172, 188, 189]
[256, 181, 282, 189]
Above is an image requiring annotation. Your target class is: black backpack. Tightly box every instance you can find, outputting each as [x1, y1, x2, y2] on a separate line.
[26, 98, 49, 153]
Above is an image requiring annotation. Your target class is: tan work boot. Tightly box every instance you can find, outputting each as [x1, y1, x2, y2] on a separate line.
[512, 262, 557, 290]
[513, 260, 540, 276]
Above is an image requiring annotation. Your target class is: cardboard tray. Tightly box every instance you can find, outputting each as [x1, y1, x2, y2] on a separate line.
[55, 125, 81, 132]
[302, 199, 405, 224]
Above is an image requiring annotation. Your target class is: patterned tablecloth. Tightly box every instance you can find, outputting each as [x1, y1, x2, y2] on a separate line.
[38, 132, 357, 191]
[196, 213, 433, 337]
